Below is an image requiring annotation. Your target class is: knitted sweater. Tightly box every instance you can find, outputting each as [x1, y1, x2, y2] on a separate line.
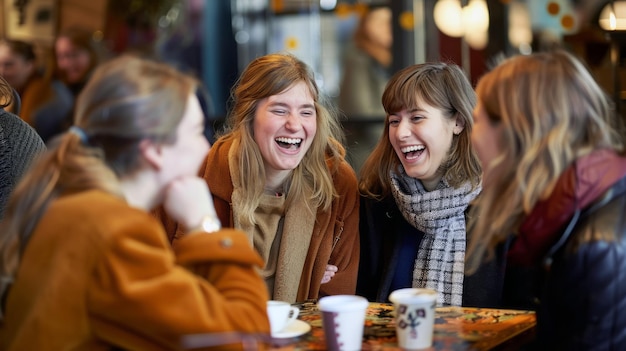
[0, 109, 46, 219]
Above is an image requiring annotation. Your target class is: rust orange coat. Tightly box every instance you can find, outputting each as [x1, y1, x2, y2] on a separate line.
[0, 190, 270, 350]
[158, 138, 360, 302]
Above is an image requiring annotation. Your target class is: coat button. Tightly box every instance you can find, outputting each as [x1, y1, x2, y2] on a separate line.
[220, 237, 233, 248]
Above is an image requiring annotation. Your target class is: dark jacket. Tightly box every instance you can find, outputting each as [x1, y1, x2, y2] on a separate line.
[356, 195, 508, 307]
[520, 150, 626, 350]
[0, 109, 45, 219]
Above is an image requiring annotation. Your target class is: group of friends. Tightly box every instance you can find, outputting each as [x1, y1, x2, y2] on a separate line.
[0, 45, 624, 350]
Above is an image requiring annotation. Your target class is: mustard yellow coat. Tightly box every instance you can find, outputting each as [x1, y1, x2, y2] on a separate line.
[0, 190, 270, 350]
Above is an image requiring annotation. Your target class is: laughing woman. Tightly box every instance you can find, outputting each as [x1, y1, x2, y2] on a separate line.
[356, 62, 494, 307]
[157, 53, 360, 303]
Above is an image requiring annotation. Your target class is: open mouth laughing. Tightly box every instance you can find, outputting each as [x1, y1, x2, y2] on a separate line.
[276, 137, 302, 150]
[401, 145, 425, 160]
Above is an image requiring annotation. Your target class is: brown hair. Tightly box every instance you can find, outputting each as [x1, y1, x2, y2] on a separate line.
[51, 26, 104, 84]
[0, 39, 36, 62]
[359, 61, 482, 199]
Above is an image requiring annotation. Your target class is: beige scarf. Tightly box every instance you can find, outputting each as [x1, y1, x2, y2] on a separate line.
[228, 142, 315, 303]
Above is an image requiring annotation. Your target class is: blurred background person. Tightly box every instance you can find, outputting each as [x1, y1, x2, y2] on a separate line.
[34, 27, 106, 143]
[156, 0, 218, 143]
[468, 50, 626, 349]
[0, 75, 46, 220]
[338, 5, 392, 173]
[0, 39, 54, 126]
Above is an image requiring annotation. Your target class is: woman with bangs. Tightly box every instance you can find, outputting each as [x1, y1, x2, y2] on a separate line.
[157, 53, 360, 303]
[356, 62, 496, 307]
[468, 50, 626, 349]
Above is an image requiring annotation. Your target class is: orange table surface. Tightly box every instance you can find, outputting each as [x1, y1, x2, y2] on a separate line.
[270, 300, 536, 351]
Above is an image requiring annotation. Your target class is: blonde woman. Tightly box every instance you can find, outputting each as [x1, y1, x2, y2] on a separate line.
[468, 50, 626, 349]
[158, 53, 360, 303]
[0, 55, 269, 350]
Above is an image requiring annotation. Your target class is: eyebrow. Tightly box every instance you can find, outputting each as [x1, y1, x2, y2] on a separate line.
[407, 107, 427, 113]
[267, 101, 315, 110]
[390, 107, 426, 116]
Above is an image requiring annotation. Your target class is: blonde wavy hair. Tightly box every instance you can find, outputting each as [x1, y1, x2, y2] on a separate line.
[0, 55, 197, 308]
[359, 61, 482, 199]
[466, 50, 624, 273]
[218, 53, 345, 227]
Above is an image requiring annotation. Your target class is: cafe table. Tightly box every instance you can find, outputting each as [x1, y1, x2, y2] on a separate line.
[269, 300, 536, 351]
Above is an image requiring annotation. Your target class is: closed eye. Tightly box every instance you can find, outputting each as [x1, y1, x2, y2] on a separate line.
[301, 109, 315, 117]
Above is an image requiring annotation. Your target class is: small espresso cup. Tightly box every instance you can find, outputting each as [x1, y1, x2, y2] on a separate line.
[266, 300, 300, 334]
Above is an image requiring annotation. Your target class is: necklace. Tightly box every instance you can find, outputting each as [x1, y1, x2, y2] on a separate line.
[264, 180, 289, 197]
[264, 186, 284, 197]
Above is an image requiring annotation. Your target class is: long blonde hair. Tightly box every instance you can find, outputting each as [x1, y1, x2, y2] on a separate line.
[218, 53, 345, 227]
[359, 61, 482, 199]
[466, 50, 624, 273]
[0, 55, 197, 306]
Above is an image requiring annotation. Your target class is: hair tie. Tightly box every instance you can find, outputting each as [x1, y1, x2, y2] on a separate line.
[69, 126, 89, 144]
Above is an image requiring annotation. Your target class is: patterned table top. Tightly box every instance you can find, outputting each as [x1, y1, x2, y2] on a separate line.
[270, 300, 536, 351]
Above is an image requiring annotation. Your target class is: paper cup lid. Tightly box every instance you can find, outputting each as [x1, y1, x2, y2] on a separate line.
[389, 288, 438, 304]
[318, 295, 368, 312]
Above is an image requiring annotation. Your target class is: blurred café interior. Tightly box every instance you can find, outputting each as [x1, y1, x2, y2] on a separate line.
[1, 0, 625, 168]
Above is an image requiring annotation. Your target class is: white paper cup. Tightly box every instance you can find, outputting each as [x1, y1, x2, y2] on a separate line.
[266, 300, 299, 334]
[318, 295, 368, 351]
[389, 288, 437, 350]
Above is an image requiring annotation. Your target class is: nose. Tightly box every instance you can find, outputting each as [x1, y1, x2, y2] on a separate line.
[284, 112, 302, 131]
[394, 119, 411, 140]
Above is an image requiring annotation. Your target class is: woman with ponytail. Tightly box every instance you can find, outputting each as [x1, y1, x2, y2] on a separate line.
[0, 55, 269, 350]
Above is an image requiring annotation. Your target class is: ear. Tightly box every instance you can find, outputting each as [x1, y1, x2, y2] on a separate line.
[139, 139, 163, 170]
[453, 116, 466, 135]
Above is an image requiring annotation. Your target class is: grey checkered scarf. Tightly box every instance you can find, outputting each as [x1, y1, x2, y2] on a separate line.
[390, 168, 481, 306]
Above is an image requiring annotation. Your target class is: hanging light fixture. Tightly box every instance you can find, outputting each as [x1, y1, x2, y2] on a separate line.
[599, 1, 626, 31]
[462, 0, 489, 49]
[433, 0, 464, 37]
[433, 0, 489, 49]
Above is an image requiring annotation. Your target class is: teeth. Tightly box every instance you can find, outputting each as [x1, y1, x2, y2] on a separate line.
[401, 145, 425, 153]
[276, 137, 302, 145]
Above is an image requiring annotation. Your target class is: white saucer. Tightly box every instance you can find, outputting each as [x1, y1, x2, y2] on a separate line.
[271, 319, 311, 339]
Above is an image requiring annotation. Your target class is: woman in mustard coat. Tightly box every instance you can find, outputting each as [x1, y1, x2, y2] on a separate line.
[0, 55, 269, 350]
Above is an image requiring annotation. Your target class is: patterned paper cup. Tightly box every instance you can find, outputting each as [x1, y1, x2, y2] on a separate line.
[389, 288, 437, 350]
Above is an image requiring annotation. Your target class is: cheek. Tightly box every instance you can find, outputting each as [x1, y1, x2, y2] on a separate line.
[304, 118, 317, 136]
